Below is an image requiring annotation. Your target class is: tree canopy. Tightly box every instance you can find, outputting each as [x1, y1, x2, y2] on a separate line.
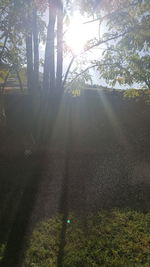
[0, 0, 150, 91]
[92, 0, 150, 88]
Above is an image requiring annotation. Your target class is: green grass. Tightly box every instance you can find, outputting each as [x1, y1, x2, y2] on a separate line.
[20, 210, 150, 266]
[0, 244, 5, 262]
[0, 210, 149, 266]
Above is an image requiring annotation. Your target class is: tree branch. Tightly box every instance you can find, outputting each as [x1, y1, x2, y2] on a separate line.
[63, 32, 127, 86]
[1, 69, 10, 93]
[16, 70, 23, 91]
[62, 56, 75, 88]
[0, 32, 6, 40]
[84, 31, 127, 53]
[68, 62, 116, 86]
[83, 2, 139, 25]
[68, 64, 98, 85]
[0, 34, 8, 60]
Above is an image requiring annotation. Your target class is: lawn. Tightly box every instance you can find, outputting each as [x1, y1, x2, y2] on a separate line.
[22, 209, 150, 266]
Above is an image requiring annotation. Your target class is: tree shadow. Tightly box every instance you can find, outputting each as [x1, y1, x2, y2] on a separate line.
[56, 100, 71, 267]
[57, 154, 69, 267]
[0, 154, 47, 267]
[56, 99, 89, 266]
[0, 95, 66, 267]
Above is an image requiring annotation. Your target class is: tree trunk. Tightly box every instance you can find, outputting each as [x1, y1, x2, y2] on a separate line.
[43, 5, 56, 93]
[56, 3, 63, 94]
[26, 33, 34, 92]
[16, 70, 23, 91]
[43, 19, 51, 92]
[49, 5, 56, 93]
[33, 7, 39, 91]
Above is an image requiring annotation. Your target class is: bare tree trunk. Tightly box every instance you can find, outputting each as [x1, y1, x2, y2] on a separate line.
[43, 5, 56, 93]
[43, 19, 51, 92]
[26, 33, 34, 92]
[0, 70, 10, 127]
[49, 5, 56, 93]
[33, 7, 39, 91]
[16, 70, 23, 91]
[56, 2, 63, 94]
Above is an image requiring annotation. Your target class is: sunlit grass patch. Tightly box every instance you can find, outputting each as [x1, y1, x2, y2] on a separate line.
[21, 210, 150, 266]
[0, 244, 5, 261]
[64, 88, 81, 97]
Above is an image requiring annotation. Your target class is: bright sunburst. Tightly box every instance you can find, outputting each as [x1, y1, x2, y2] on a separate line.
[65, 12, 92, 55]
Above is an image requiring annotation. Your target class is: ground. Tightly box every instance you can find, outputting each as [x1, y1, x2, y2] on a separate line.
[0, 90, 150, 266]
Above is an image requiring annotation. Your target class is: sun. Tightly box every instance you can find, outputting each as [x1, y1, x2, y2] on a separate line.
[65, 12, 90, 55]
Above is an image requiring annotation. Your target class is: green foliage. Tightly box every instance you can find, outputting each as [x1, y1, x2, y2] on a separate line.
[66, 56, 93, 88]
[94, 0, 150, 88]
[0, 244, 5, 261]
[63, 0, 150, 88]
[23, 210, 150, 267]
[124, 89, 141, 98]
[64, 88, 81, 97]
[0, 0, 46, 68]
[0, 69, 8, 83]
[124, 89, 150, 104]
[0, 0, 26, 67]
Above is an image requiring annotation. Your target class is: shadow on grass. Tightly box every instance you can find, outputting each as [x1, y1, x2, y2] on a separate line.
[56, 101, 72, 267]
[0, 97, 63, 267]
[56, 100, 89, 267]
[0, 155, 47, 267]
[57, 155, 69, 267]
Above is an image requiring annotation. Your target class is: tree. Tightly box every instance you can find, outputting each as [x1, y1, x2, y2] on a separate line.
[56, 1, 63, 92]
[24, 0, 45, 92]
[1, 0, 149, 142]
[43, 0, 64, 94]
[43, 1, 57, 93]
[64, 0, 149, 91]
[93, 0, 150, 88]
[0, 0, 26, 73]
[0, 0, 46, 92]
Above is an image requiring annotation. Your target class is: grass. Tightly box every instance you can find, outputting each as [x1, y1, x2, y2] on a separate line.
[17, 209, 150, 266]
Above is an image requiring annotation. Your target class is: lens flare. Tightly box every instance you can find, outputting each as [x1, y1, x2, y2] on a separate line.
[65, 12, 90, 55]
